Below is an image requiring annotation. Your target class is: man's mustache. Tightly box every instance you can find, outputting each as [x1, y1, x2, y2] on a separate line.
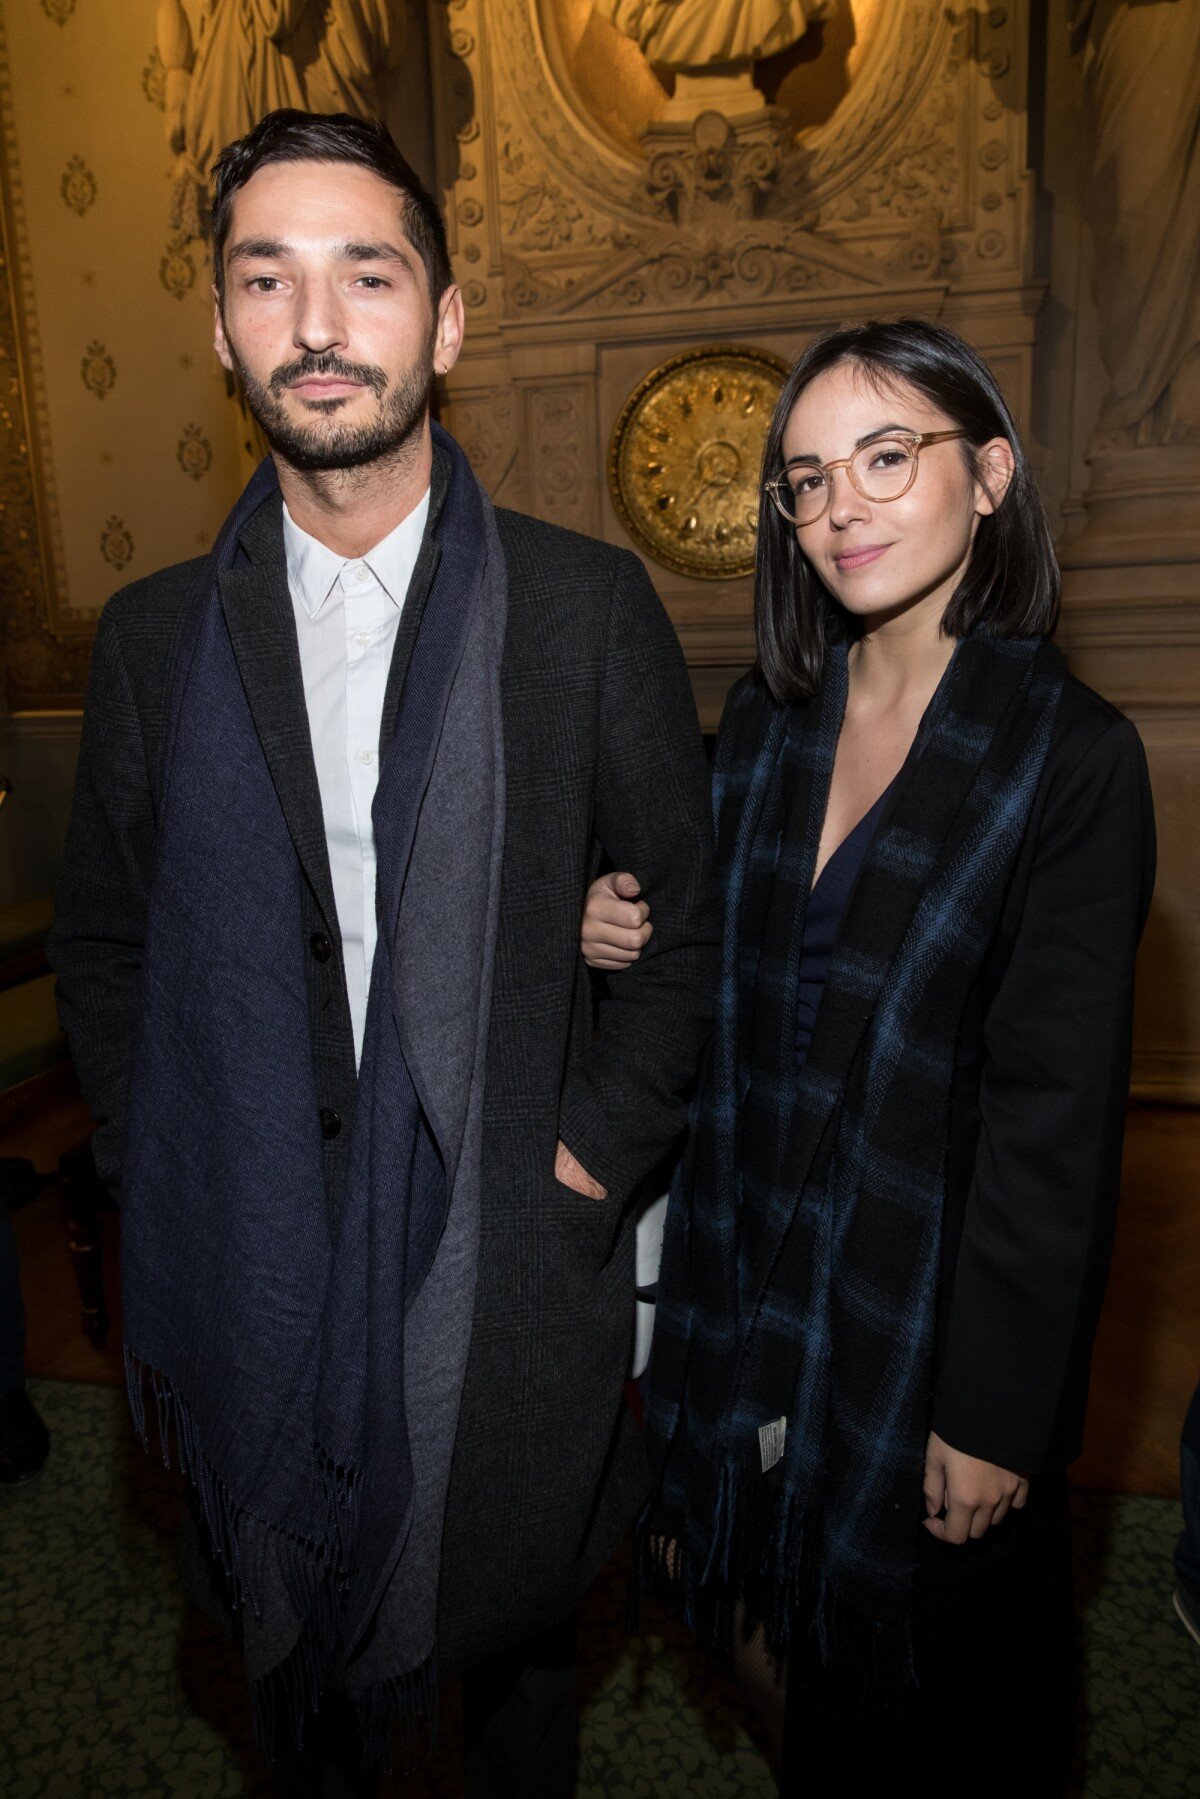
[270, 353, 388, 398]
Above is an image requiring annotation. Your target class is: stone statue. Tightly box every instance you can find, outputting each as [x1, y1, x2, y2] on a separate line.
[156, 0, 405, 240]
[596, 0, 825, 68]
[1071, 0, 1200, 445]
[595, 0, 828, 122]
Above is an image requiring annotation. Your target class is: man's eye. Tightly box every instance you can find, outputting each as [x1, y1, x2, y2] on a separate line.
[356, 276, 388, 289]
[249, 276, 280, 292]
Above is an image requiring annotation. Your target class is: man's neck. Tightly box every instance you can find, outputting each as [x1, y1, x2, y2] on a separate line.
[274, 425, 433, 559]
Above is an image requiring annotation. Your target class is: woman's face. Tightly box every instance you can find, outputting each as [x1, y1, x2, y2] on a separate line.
[779, 361, 1013, 632]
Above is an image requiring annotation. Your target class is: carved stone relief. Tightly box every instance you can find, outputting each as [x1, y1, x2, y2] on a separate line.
[521, 380, 597, 534]
[433, 0, 1038, 738]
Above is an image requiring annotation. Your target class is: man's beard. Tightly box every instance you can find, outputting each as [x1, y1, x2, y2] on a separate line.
[228, 338, 434, 472]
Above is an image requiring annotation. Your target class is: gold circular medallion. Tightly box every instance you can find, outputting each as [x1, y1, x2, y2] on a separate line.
[608, 345, 791, 581]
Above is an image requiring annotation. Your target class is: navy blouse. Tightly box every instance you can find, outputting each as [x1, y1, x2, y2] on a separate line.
[794, 781, 895, 1070]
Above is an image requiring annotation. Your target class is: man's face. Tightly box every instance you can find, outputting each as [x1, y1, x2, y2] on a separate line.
[213, 159, 463, 471]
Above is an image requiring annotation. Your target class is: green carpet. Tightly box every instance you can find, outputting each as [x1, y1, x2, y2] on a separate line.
[1, 1380, 1196, 1797]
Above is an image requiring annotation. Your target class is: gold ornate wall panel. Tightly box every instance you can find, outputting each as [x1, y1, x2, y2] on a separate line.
[432, 0, 1041, 724]
[0, 0, 433, 709]
[0, 0, 246, 707]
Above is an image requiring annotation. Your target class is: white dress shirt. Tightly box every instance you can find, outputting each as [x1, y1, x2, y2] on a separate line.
[283, 489, 431, 1065]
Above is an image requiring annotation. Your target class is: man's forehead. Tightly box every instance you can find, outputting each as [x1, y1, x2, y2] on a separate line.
[229, 159, 410, 229]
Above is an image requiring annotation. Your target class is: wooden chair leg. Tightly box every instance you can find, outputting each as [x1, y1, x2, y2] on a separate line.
[59, 1142, 109, 1349]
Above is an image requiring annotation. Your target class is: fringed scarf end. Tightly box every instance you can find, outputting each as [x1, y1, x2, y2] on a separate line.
[354, 1652, 439, 1774]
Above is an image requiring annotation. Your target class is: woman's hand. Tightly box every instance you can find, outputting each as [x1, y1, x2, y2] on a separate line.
[581, 870, 653, 970]
[922, 1430, 1029, 1543]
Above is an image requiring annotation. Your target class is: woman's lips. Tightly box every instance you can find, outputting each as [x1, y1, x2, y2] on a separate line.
[833, 543, 891, 572]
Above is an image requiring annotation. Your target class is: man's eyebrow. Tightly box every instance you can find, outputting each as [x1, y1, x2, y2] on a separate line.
[225, 238, 414, 266]
[334, 240, 412, 265]
[227, 238, 293, 265]
[784, 423, 914, 464]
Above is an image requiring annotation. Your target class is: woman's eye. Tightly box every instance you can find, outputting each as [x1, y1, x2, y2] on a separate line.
[790, 470, 826, 497]
[869, 448, 909, 470]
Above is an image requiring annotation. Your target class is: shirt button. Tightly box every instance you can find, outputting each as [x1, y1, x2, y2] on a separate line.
[357, 748, 375, 767]
[320, 1107, 341, 1141]
[354, 632, 372, 647]
[354, 565, 369, 584]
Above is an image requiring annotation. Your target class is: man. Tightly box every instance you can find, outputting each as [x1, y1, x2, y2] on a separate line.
[50, 110, 716, 1795]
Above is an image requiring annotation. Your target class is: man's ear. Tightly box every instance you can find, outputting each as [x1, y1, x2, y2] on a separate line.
[213, 289, 234, 374]
[433, 285, 465, 380]
[974, 436, 1016, 516]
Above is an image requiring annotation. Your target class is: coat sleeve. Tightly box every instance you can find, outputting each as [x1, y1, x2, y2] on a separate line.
[556, 552, 720, 1203]
[931, 715, 1156, 1472]
[47, 598, 158, 1194]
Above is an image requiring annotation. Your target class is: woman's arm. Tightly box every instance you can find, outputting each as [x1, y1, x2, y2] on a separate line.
[931, 711, 1156, 1475]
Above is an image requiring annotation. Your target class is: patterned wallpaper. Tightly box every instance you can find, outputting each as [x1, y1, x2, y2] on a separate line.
[0, 0, 243, 707]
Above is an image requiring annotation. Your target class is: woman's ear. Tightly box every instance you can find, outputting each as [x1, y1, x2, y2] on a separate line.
[973, 436, 1016, 516]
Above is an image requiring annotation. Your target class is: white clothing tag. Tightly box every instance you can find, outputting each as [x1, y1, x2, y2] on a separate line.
[758, 1415, 787, 1474]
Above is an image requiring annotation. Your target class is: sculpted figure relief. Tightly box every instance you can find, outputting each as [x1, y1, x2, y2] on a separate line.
[155, 0, 404, 237]
[594, 0, 830, 124]
[1071, 0, 1200, 444]
[594, 0, 827, 68]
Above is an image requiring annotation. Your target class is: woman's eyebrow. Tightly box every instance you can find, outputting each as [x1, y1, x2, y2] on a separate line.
[783, 422, 913, 463]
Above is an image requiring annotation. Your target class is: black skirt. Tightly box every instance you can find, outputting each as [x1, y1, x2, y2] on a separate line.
[780, 1476, 1076, 1797]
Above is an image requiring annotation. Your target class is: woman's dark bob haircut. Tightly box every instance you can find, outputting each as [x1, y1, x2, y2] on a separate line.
[754, 318, 1060, 705]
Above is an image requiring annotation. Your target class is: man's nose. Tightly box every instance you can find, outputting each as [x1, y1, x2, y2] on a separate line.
[292, 278, 346, 355]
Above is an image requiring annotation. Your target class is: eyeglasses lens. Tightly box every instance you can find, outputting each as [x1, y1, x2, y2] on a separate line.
[780, 439, 918, 523]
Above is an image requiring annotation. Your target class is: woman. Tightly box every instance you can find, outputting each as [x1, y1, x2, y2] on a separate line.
[581, 320, 1155, 1793]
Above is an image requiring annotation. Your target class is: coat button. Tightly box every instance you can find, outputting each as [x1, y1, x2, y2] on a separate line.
[310, 932, 332, 963]
[320, 1107, 341, 1141]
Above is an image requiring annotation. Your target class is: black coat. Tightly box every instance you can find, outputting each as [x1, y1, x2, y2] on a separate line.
[933, 672, 1155, 1473]
[49, 455, 719, 1671]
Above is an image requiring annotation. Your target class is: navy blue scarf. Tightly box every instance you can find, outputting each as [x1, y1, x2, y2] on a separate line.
[640, 634, 1064, 1676]
[121, 425, 507, 1758]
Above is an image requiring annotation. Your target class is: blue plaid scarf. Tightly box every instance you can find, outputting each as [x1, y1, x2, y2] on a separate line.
[640, 633, 1064, 1674]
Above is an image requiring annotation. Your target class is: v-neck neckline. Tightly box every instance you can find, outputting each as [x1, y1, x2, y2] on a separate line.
[810, 777, 896, 897]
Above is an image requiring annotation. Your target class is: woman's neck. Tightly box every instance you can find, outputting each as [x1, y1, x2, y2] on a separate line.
[848, 599, 956, 716]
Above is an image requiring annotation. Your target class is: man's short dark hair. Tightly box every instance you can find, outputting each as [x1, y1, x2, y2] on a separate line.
[211, 109, 453, 307]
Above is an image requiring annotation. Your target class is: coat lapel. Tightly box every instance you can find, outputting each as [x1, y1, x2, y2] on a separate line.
[217, 492, 340, 940]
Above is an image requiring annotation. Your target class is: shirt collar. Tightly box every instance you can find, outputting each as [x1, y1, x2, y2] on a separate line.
[282, 486, 432, 619]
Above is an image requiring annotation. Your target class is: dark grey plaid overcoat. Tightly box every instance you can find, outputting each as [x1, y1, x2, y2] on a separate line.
[49, 449, 719, 1673]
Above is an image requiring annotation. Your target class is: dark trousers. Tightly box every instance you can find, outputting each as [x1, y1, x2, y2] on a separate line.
[781, 1477, 1076, 1798]
[272, 1616, 579, 1799]
[1176, 1379, 1200, 1604]
[0, 1196, 26, 1398]
[462, 1613, 580, 1799]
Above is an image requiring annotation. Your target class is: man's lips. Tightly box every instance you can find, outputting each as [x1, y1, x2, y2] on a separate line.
[833, 543, 891, 572]
[286, 377, 367, 399]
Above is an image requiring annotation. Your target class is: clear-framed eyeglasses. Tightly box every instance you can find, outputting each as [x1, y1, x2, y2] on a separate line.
[763, 429, 967, 528]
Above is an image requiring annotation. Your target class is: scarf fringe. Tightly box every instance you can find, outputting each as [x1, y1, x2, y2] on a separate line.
[126, 1344, 281, 1619]
[355, 1653, 439, 1773]
[126, 1345, 377, 1754]
[638, 1459, 914, 1696]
